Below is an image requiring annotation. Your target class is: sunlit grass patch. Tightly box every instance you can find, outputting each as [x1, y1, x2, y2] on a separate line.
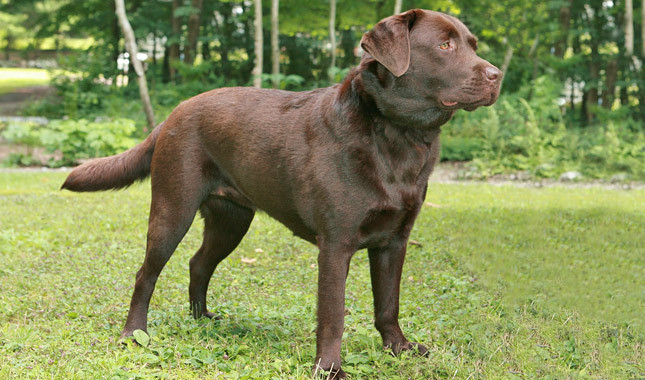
[0, 68, 51, 95]
[0, 172, 643, 379]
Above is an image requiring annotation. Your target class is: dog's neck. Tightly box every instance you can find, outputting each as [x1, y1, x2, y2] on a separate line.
[337, 59, 454, 136]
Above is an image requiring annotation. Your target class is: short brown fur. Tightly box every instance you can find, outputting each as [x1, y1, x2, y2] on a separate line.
[62, 10, 501, 379]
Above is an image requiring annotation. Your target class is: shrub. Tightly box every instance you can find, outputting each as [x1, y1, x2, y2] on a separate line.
[440, 136, 484, 161]
[1, 119, 139, 167]
[443, 75, 645, 181]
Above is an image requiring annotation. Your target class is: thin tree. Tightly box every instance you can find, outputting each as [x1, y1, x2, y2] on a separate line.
[642, 0, 644, 58]
[500, 37, 513, 88]
[185, 0, 203, 65]
[253, 0, 263, 88]
[625, 0, 634, 56]
[114, 0, 155, 132]
[169, 0, 181, 82]
[329, 0, 336, 82]
[641, 0, 645, 120]
[394, 0, 402, 14]
[271, 0, 279, 88]
[554, 0, 572, 59]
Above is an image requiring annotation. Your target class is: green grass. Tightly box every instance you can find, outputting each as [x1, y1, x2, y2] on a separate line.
[0, 68, 50, 95]
[0, 172, 643, 379]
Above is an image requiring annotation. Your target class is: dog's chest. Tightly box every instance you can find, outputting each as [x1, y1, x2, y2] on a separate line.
[354, 135, 434, 248]
[357, 157, 429, 248]
[357, 185, 424, 248]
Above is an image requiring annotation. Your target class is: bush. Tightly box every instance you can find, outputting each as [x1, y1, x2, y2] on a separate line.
[1, 118, 139, 167]
[441, 136, 484, 161]
[40, 118, 138, 165]
[443, 75, 645, 181]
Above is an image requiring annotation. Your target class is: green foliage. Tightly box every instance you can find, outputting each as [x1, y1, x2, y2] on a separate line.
[3, 152, 39, 166]
[1, 121, 42, 147]
[1, 118, 138, 166]
[0, 68, 50, 95]
[444, 76, 645, 180]
[0, 173, 642, 378]
[4, 0, 644, 181]
[440, 136, 484, 161]
[260, 73, 305, 90]
[41, 118, 137, 165]
[0, 121, 43, 167]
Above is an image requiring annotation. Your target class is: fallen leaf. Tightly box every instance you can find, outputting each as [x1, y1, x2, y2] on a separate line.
[424, 202, 442, 208]
[408, 240, 422, 246]
[132, 329, 149, 347]
[241, 257, 257, 264]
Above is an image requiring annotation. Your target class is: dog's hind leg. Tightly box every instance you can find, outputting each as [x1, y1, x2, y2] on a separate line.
[121, 165, 211, 339]
[189, 197, 255, 319]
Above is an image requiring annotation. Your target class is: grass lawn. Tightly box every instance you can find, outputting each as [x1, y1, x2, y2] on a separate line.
[0, 68, 51, 95]
[0, 172, 643, 379]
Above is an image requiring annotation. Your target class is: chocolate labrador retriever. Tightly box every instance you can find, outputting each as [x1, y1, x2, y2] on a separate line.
[62, 9, 500, 378]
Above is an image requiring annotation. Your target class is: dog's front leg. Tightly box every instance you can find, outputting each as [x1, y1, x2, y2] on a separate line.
[368, 239, 428, 356]
[314, 240, 354, 379]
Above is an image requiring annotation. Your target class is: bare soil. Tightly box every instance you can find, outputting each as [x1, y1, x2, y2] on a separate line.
[0, 85, 53, 116]
[0, 85, 58, 165]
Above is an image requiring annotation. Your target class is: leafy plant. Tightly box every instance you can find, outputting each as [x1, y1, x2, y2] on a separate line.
[260, 73, 306, 90]
[443, 75, 645, 181]
[1, 118, 139, 167]
[440, 136, 484, 162]
[40, 118, 138, 165]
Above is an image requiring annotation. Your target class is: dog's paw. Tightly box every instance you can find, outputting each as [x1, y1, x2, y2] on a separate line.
[118, 328, 149, 347]
[388, 341, 429, 357]
[191, 305, 223, 320]
[313, 366, 346, 379]
[201, 311, 222, 320]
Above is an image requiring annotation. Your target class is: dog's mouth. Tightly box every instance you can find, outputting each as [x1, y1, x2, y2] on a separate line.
[439, 99, 480, 111]
[439, 92, 499, 111]
[441, 100, 459, 107]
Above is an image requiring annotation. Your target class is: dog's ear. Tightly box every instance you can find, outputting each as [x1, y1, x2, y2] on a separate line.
[360, 9, 419, 77]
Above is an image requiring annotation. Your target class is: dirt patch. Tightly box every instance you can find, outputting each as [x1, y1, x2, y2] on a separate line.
[429, 162, 643, 190]
[0, 85, 53, 116]
[0, 142, 61, 166]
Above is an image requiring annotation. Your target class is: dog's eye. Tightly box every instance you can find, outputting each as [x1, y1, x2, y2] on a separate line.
[439, 42, 450, 50]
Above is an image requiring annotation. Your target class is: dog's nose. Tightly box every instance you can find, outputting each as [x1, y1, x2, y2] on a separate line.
[485, 66, 501, 82]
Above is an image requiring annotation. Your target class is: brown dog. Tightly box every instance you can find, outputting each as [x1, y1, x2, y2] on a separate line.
[62, 9, 500, 378]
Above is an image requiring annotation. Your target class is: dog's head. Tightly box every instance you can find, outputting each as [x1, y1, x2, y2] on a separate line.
[359, 9, 501, 127]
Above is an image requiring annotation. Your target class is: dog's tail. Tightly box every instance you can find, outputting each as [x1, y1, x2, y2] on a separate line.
[61, 123, 163, 192]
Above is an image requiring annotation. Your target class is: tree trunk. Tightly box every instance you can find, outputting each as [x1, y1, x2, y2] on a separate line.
[394, 0, 403, 14]
[252, 0, 263, 88]
[581, 90, 588, 123]
[271, 0, 280, 88]
[184, 0, 203, 65]
[527, 34, 540, 100]
[602, 59, 618, 109]
[202, 38, 211, 61]
[152, 35, 157, 69]
[554, 0, 572, 59]
[241, 1, 254, 84]
[162, 44, 170, 83]
[586, 58, 600, 125]
[329, 0, 337, 82]
[641, 0, 645, 121]
[625, 0, 634, 56]
[375, 0, 386, 21]
[569, 78, 575, 113]
[642, 0, 645, 58]
[114, 0, 155, 133]
[169, 0, 181, 82]
[500, 38, 513, 88]
[111, 1, 121, 82]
